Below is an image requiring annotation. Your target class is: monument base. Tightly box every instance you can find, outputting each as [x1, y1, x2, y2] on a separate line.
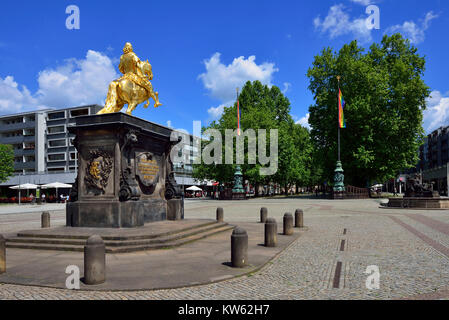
[387, 197, 449, 209]
[67, 201, 145, 228]
[232, 192, 247, 200]
[66, 113, 184, 228]
[167, 199, 184, 220]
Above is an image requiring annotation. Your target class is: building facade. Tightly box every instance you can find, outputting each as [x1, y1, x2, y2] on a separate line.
[0, 105, 102, 187]
[416, 126, 449, 195]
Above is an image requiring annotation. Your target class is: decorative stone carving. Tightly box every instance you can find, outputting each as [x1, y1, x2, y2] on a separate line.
[84, 149, 113, 195]
[119, 130, 140, 202]
[164, 137, 183, 200]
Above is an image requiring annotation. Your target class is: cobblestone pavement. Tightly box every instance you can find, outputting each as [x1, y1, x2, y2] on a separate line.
[0, 198, 449, 300]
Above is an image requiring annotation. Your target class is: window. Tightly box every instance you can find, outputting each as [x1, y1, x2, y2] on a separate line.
[70, 108, 89, 117]
[48, 153, 66, 161]
[48, 111, 65, 120]
[25, 156, 35, 162]
[48, 139, 67, 147]
[48, 167, 65, 172]
[70, 152, 77, 160]
[24, 143, 35, 150]
[24, 129, 35, 137]
[47, 125, 65, 134]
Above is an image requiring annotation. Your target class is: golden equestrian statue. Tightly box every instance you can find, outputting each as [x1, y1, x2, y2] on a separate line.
[97, 42, 162, 115]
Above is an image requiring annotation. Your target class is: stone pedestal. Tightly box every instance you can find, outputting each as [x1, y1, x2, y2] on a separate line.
[167, 199, 184, 221]
[66, 113, 183, 228]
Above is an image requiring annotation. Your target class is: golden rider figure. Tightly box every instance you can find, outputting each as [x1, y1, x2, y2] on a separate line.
[97, 42, 162, 115]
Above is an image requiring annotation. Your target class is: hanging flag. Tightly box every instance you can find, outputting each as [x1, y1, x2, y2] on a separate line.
[338, 88, 346, 129]
[237, 98, 241, 136]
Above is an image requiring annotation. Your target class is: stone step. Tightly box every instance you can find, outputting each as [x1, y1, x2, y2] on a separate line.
[7, 222, 228, 247]
[107, 225, 235, 253]
[16, 220, 217, 241]
[6, 224, 235, 253]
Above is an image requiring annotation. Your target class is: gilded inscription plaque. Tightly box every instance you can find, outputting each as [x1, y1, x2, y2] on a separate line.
[135, 152, 159, 187]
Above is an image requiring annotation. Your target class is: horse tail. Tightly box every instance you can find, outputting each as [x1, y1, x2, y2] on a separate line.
[98, 80, 119, 114]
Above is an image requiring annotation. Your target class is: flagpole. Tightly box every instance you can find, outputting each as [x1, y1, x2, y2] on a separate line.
[333, 75, 345, 196]
[337, 76, 341, 162]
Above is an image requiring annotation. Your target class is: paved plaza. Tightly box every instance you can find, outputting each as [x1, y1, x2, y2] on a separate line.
[0, 197, 449, 300]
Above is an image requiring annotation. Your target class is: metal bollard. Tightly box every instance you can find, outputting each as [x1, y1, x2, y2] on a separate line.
[260, 207, 268, 223]
[84, 235, 106, 285]
[264, 218, 277, 247]
[295, 209, 304, 228]
[41, 211, 50, 228]
[0, 235, 5, 274]
[283, 213, 294, 235]
[216, 207, 224, 222]
[231, 227, 248, 268]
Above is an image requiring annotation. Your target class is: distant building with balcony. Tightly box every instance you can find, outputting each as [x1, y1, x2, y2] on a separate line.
[0, 105, 102, 187]
[416, 126, 449, 195]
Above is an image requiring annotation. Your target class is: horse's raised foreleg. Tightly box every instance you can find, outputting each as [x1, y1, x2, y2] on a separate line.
[153, 91, 162, 108]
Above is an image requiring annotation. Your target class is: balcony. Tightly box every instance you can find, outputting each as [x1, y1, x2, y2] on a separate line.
[0, 121, 35, 133]
[14, 149, 35, 157]
[14, 161, 35, 170]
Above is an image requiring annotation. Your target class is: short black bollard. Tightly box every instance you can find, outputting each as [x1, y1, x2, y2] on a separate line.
[295, 209, 304, 228]
[0, 234, 5, 274]
[41, 211, 50, 228]
[84, 235, 106, 285]
[231, 227, 248, 268]
[283, 213, 294, 235]
[260, 207, 268, 223]
[264, 218, 277, 247]
[216, 207, 224, 222]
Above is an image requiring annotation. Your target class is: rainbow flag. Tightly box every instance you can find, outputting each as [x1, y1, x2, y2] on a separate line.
[338, 89, 346, 129]
[237, 99, 241, 136]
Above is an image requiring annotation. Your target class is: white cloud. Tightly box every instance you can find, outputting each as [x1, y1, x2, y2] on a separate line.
[199, 52, 279, 120]
[385, 11, 438, 44]
[350, 0, 375, 5]
[282, 82, 291, 94]
[314, 4, 373, 44]
[207, 104, 226, 120]
[423, 90, 449, 133]
[36, 50, 119, 108]
[296, 113, 310, 129]
[199, 52, 278, 103]
[0, 76, 38, 113]
[0, 50, 118, 115]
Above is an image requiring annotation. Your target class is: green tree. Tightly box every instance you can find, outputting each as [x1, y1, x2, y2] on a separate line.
[307, 34, 430, 187]
[193, 80, 312, 194]
[0, 144, 14, 183]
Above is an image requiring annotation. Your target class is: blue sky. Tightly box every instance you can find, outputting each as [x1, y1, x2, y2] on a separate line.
[1, 0, 448, 134]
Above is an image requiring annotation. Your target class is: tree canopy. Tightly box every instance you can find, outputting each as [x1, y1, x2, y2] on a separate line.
[307, 34, 430, 187]
[0, 144, 14, 183]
